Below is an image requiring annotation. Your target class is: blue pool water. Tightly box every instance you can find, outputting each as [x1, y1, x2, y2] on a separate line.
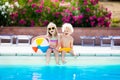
[0, 65, 120, 80]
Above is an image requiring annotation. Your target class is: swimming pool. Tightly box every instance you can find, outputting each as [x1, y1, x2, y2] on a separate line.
[0, 56, 120, 80]
[0, 65, 120, 80]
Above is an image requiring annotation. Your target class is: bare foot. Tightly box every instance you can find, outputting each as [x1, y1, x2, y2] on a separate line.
[62, 61, 67, 64]
[46, 62, 49, 65]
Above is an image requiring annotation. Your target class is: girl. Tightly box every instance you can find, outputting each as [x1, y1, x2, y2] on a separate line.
[32, 22, 59, 65]
[46, 22, 59, 65]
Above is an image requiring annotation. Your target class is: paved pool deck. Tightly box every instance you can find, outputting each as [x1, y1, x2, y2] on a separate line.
[0, 44, 120, 56]
[0, 44, 120, 65]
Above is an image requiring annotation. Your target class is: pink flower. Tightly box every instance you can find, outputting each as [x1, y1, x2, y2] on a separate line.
[106, 12, 112, 19]
[91, 21, 95, 27]
[86, 19, 89, 22]
[89, 15, 96, 21]
[31, 3, 37, 8]
[19, 19, 26, 25]
[73, 16, 78, 21]
[89, 16, 93, 21]
[61, 12, 65, 16]
[78, 14, 84, 19]
[105, 21, 110, 27]
[10, 12, 18, 20]
[93, 15, 96, 19]
[86, 8, 90, 12]
[35, 9, 42, 13]
[30, 20, 35, 27]
[40, 0, 44, 5]
[39, 5, 43, 9]
[62, 0, 65, 3]
[51, 0, 59, 2]
[46, 7, 51, 13]
[90, 0, 98, 5]
[53, 12, 61, 18]
[43, 20, 49, 26]
[90, 0, 94, 4]
[84, 0, 88, 5]
[97, 17, 103, 22]
[64, 9, 71, 13]
[106, 8, 108, 11]
[72, 14, 83, 24]
[77, 7, 80, 10]
[59, 2, 71, 7]
[72, 7, 76, 10]
[62, 16, 71, 23]
[97, 17, 106, 27]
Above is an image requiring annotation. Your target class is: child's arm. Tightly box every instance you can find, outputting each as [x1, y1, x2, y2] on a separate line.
[56, 34, 62, 51]
[70, 37, 74, 49]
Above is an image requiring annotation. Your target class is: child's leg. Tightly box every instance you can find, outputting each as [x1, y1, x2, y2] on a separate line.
[61, 51, 66, 63]
[53, 49, 59, 64]
[46, 49, 52, 64]
[70, 49, 76, 56]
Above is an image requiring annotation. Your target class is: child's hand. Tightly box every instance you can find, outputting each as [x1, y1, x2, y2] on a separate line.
[31, 38, 35, 43]
[55, 47, 60, 51]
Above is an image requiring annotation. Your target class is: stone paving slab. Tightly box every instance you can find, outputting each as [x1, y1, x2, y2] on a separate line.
[0, 45, 120, 56]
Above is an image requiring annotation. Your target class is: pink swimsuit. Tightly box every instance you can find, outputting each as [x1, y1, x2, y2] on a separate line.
[49, 39, 58, 50]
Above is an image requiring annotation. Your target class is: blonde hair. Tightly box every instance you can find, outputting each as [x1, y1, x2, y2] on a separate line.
[62, 23, 74, 33]
[47, 22, 58, 37]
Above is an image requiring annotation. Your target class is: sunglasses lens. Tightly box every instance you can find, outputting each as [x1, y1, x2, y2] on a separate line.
[52, 27, 55, 30]
[48, 28, 51, 30]
[48, 27, 55, 30]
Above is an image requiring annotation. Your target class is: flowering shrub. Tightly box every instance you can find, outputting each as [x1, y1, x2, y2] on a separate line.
[9, 0, 65, 27]
[0, 0, 111, 27]
[62, 0, 112, 27]
[0, 2, 12, 26]
[0, 1, 20, 26]
[77, 0, 112, 27]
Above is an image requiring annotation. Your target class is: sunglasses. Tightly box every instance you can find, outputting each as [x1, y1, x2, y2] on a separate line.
[48, 27, 55, 30]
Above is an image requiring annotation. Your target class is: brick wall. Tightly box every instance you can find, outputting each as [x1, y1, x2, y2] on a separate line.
[0, 27, 120, 45]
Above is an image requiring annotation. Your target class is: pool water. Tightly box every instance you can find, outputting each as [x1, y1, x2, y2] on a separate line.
[0, 65, 120, 80]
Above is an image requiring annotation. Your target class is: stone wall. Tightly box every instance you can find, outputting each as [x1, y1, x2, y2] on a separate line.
[0, 27, 120, 45]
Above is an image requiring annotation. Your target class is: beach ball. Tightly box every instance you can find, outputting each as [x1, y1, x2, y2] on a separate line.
[32, 38, 49, 54]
